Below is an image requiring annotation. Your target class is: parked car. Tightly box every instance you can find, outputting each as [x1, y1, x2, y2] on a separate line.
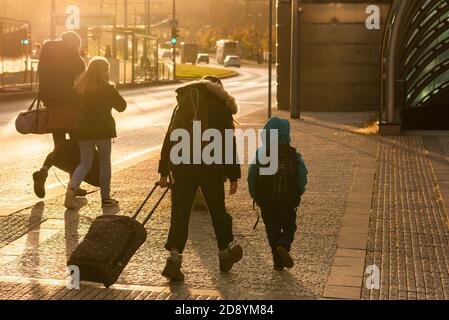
[224, 55, 241, 68]
[197, 53, 210, 64]
[162, 50, 173, 59]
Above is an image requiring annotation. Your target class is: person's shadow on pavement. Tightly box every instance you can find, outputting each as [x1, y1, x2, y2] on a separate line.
[185, 206, 313, 299]
[64, 198, 87, 260]
[17, 202, 45, 299]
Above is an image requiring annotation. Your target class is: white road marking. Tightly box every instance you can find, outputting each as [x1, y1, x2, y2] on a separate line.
[244, 81, 260, 87]
[225, 81, 243, 86]
[113, 145, 162, 166]
[239, 101, 265, 105]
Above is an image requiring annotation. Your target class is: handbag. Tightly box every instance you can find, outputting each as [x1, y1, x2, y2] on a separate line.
[15, 97, 49, 135]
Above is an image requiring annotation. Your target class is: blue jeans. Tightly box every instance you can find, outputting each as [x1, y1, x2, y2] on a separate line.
[69, 139, 112, 200]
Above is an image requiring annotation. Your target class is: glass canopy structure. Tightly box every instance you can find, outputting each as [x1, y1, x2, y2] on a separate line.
[381, 0, 449, 130]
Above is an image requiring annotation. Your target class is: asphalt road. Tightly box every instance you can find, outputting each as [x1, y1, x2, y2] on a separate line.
[0, 64, 274, 215]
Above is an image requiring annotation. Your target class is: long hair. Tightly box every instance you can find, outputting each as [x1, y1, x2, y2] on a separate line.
[74, 57, 112, 95]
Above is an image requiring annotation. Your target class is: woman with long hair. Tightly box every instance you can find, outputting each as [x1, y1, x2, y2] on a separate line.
[65, 57, 127, 209]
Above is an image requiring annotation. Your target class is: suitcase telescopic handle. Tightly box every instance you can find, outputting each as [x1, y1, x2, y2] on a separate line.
[132, 182, 171, 221]
[142, 186, 171, 226]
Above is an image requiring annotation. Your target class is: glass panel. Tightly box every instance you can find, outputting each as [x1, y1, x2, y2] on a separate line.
[419, 8, 438, 28]
[412, 81, 434, 107]
[0, 19, 33, 90]
[434, 69, 449, 88]
[133, 35, 158, 83]
[436, 47, 449, 64]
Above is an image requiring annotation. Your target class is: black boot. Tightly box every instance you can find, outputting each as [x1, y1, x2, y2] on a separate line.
[276, 246, 294, 269]
[162, 256, 185, 282]
[219, 243, 243, 273]
[273, 249, 284, 271]
[33, 169, 48, 199]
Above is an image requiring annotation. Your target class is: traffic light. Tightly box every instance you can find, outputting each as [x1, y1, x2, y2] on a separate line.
[20, 29, 31, 45]
[171, 28, 179, 45]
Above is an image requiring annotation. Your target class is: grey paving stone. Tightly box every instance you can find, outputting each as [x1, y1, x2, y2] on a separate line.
[364, 136, 449, 300]
[323, 285, 361, 300]
[1, 112, 378, 299]
[3, 113, 447, 300]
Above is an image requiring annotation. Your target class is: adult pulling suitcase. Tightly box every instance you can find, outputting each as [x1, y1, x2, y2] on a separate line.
[67, 183, 170, 288]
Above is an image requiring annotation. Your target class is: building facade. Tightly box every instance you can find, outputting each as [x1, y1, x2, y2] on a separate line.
[277, 0, 392, 112]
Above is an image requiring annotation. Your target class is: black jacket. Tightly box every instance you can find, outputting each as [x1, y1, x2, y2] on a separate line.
[158, 80, 241, 182]
[77, 85, 127, 141]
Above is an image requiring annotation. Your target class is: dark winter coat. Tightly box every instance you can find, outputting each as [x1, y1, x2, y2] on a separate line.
[38, 40, 86, 132]
[77, 85, 127, 141]
[158, 79, 241, 182]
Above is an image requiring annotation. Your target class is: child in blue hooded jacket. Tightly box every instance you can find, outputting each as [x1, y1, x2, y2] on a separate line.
[248, 117, 308, 270]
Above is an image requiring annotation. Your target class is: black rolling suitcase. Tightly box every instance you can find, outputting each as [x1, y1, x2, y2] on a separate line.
[67, 183, 170, 288]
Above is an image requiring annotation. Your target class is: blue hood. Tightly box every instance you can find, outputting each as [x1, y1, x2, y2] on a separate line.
[263, 117, 291, 145]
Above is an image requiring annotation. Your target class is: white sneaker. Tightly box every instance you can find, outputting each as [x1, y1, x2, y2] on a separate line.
[102, 198, 119, 208]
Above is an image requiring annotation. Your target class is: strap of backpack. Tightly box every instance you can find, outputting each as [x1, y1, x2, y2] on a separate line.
[189, 88, 200, 120]
[253, 199, 260, 230]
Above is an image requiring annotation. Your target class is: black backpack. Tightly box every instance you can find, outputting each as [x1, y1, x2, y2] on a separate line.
[255, 144, 300, 209]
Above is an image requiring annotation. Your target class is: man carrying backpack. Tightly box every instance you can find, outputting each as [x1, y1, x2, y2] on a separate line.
[158, 76, 243, 282]
[32, 31, 86, 198]
[248, 117, 308, 271]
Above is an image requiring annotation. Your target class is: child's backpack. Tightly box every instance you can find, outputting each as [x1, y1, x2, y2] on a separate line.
[255, 144, 301, 208]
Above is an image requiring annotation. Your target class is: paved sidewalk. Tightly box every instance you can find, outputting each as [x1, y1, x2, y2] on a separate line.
[362, 136, 449, 300]
[0, 108, 448, 300]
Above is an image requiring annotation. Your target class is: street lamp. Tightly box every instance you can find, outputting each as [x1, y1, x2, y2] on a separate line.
[268, 0, 273, 119]
[290, 0, 300, 119]
[172, 0, 177, 80]
[51, 0, 56, 39]
[124, 0, 128, 27]
[146, 0, 151, 35]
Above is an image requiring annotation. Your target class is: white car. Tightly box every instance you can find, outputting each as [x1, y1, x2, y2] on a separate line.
[197, 53, 210, 64]
[224, 55, 241, 68]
